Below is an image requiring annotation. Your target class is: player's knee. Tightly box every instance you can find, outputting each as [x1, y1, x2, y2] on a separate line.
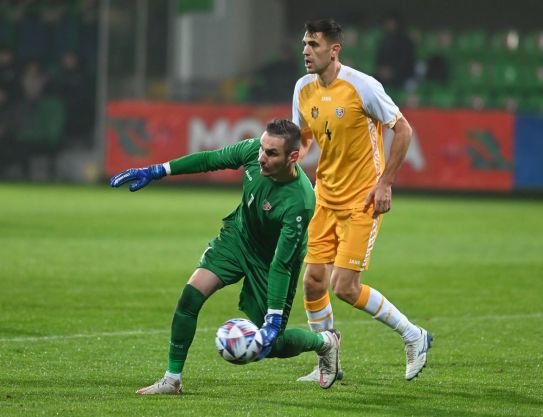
[331, 274, 359, 304]
[303, 265, 328, 296]
[303, 275, 327, 297]
[303, 272, 323, 287]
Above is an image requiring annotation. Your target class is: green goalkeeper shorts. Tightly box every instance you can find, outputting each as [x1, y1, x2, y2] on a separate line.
[198, 221, 301, 330]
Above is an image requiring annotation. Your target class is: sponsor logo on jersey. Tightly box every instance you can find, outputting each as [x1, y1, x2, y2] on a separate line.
[336, 106, 345, 118]
[348, 258, 361, 265]
[311, 106, 319, 119]
[321, 96, 332, 101]
[244, 170, 253, 181]
[262, 200, 272, 211]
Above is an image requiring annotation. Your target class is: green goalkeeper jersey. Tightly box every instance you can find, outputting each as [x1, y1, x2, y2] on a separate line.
[168, 138, 315, 310]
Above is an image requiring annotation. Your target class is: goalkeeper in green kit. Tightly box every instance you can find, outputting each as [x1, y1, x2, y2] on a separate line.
[110, 119, 340, 394]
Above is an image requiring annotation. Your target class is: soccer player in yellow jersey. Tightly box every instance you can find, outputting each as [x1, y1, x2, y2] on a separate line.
[292, 19, 432, 382]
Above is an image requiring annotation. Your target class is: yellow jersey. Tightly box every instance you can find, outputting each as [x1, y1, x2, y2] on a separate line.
[292, 65, 402, 209]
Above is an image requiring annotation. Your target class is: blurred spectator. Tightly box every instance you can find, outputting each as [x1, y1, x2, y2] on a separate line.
[0, 83, 16, 172]
[41, 0, 78, 70]
[0, 0, 98, 180]
[14, 59, 65, 178]
[53, 50, 95, 146]
[15, 0, 47, 65]
[249, 47, 299, 103]
[425, 55, 449, 85]
[0, 83, 13, 130]
[79, 0, 98, 75]
[375, 12, 416, 88]
[20, 59, 49, 100]
[0, 0, 19, 48]
[424, 30, 451, 85]
[0, 45, 17, 94]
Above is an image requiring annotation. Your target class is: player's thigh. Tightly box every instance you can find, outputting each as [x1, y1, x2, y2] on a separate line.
[198, 223, 245, 287]
[305, 203, 338, 265]
[334, 208, 383, 271]
[187, 268, 224, 298]
[304, 262, 333, 283]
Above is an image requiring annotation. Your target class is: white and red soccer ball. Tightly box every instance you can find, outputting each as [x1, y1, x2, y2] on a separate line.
[215, 318, 263, 364]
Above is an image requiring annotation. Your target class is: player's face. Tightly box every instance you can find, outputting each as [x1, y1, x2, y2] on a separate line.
[258, 132, 297, 180]
[302, 32, 338, 74]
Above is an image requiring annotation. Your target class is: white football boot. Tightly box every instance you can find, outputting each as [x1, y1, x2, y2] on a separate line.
[136, 374, 182, 395]
[296, 363, 344, 382]
[317, 329, 341, 389]
[404, 327, 433, 380]
[296, 365, 320, 382]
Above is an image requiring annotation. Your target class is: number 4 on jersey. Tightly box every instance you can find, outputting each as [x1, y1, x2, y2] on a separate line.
[324, 121, 332, 141]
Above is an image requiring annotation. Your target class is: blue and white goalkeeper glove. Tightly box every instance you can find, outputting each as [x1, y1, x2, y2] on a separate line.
[255, 310, 283, 361]
[110, 164, 167, 192]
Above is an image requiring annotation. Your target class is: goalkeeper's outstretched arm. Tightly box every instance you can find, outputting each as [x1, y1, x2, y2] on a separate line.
[110, 164, 168, 192]
[110, 139, 255, 191]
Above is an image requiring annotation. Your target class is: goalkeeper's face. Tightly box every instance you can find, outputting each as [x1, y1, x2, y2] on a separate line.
[258, 132, 299, 181]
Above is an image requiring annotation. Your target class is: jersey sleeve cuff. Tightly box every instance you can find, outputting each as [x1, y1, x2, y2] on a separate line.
[163, 162, 171, 175]
[386, 112, 403, 129]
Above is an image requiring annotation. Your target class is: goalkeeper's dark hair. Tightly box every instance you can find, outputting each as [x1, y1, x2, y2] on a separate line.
[305, 19, 343, 45]
[265, 119, 301, 155]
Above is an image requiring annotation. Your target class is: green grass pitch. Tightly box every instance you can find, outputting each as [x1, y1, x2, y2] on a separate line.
[1, 183, 542, 417]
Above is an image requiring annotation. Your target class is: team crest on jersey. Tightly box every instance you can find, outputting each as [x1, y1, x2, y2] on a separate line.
[335, 106, 345, 118]
[262, 200, 272, 211]
[311, 106, 319, 119]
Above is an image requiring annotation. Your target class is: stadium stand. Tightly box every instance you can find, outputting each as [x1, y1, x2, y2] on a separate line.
[334, 26, 543, 113]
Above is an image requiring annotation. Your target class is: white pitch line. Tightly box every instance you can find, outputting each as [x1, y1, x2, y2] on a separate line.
[0, 312, 542, 343]
[0, 326, 231, 343]
[0, 329, 168, 343]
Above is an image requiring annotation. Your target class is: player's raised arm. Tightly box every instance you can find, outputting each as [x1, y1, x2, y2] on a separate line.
[110, 139, 259, 192]
[110, 164, 168, 192]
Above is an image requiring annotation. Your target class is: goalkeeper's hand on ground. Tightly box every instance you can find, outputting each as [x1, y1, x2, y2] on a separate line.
[110, 164, 167, 192]
[255, 311, 282, 361]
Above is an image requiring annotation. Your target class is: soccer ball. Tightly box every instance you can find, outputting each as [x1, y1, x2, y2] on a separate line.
[215, 318, 263, 365]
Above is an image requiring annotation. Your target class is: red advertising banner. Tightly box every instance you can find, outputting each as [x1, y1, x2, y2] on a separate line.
[106, 101, 291, 183]
[106, 102, 514, 191]
[395, 109, 514, 191]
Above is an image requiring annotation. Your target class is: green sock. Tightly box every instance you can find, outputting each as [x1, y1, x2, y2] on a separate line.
[269, 328, 324, 358]
[167, 284, 206, 374]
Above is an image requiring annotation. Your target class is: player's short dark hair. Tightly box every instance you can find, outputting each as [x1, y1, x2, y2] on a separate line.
[305, 19, 344, 45]
[266, 119, 301, 155]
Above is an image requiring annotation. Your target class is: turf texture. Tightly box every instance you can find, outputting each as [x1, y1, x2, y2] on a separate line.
[0, 184, 542, 417]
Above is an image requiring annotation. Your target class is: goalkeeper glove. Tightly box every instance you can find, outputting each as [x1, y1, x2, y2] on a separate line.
[110, 164, 167, 192]
[255, 311, 282, 361]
